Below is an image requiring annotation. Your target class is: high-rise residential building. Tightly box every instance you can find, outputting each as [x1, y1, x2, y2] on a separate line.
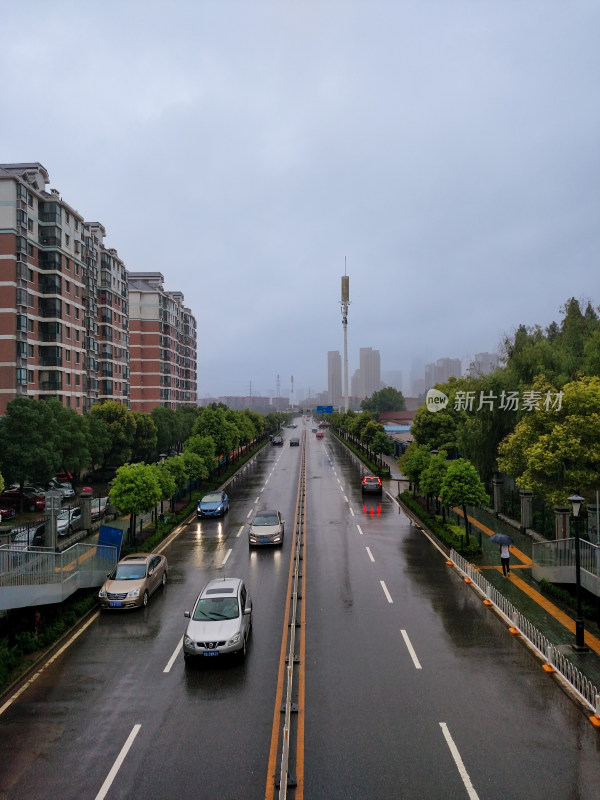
[128, 272, 197, 412]
[358, 347, 381, 399]
[0, 163, 102, 414]
[466, 352, 499, 377]
[424, 357, 462, 390]
[327, 350, 342, 407]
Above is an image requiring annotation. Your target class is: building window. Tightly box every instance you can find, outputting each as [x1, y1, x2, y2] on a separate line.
[28, 371, 34, 383]
[28, 344, 34, 357]
[75, 374, 80, 385]
[65, 326, 70, 339]
[75, 351, 80, 363]
[76, 397, 80, 408]
[75, 330, 80, 342]
[16, 368, 27, 385]
[16, 341, 27, 358]
[65, 258, 70, 271]
[28, 219, 33, 232]
[65, 350, 70, 362]
[16, 314, 27, 332]
[28, 319, 34, 332]
[65, 303, 70, 315]
[66, 373, 71, 386]
[28, 243, 34, 257]
[66, 396, 71, 408]
[28, 268, 33, 282]
[65, 280, 70, 293]
[65, 235, 70, 246]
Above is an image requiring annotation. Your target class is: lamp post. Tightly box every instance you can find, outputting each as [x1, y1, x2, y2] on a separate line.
[567, 494, 588, 651]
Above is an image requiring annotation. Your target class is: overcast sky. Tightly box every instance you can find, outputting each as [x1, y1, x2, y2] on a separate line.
[2, 1, 599, 400]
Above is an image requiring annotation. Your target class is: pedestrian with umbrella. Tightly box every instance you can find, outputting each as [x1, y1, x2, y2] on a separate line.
[490, 532, 514, 577]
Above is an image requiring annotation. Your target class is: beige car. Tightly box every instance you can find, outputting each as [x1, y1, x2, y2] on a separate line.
[98, 553, 168, 610]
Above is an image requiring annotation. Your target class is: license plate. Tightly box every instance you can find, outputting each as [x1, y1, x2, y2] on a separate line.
[203, 650, 219, 657]
[109, 601, 123, 607]
[261, 538, 270, 543]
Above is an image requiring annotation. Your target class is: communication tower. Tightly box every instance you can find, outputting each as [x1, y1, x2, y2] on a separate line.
[340, 266, 350, 412]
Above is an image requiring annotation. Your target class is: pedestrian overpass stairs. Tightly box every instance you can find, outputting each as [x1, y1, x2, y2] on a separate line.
[532, 537, 600, 598]
[0, 542, 118, 611]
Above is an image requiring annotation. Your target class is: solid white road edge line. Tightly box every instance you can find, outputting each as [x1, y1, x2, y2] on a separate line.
[164, 636, 183, 673]
[344, 495, 349, 503]
[222, 548, 232, 566]
[94, 724, 142, 800]
[0, 611, 99, 717]
[380, 580, 393, 603]
[400, 629, 422, 669]
[366, 547, 375, 562]
[439, 722, 480, 800]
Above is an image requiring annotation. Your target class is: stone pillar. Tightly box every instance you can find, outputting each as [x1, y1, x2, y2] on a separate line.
[553, 505, 571, 540]
[587, 504, 600, 545]
[80, 486, 93, 532]
[44, 490, 62, 549]
[519, 490, 533, 533]
[492, 475, 504, 518]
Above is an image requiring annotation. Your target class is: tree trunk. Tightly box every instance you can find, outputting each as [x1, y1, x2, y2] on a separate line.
[462, 504, 470, 545]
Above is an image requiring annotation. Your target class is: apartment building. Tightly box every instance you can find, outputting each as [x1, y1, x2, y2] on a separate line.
[327, 350, 342, 408]
[0, 162, 195, 417]
[128, 272, 197, 412]
[0, 163, 99, 414]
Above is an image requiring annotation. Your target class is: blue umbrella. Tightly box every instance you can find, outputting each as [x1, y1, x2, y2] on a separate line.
[490, 532, 514, 546]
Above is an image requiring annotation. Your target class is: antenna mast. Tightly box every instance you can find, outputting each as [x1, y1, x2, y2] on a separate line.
[340, 260, 350, 412]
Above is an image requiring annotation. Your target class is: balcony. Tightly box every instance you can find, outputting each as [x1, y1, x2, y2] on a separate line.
[39, 280, 62, 295]
[40, 380, 62, 392]
[39, 299, 62, 318]
[40, 323, 62, 342]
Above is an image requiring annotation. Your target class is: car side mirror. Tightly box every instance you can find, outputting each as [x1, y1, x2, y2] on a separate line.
[244, 607, 251, 615]
[184, 611, 190, 618]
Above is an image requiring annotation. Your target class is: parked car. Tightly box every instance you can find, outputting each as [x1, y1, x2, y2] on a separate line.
[90, 496, 109, 520]
[183, 577, 252, 662]
[361, 475, 383, 494]
[48, 479, 75, 499]
[10, 522, 46, 550]
[0, 504, 16, 521]
[56, 507, 83, 536]
[197, 491, 229, 518]
[55, 471, 74, 483]
[271, 436, 283, 446]
[249, 509, 285, 547]
[0, 490, 45, 512]
[98, 553, 168, 610]
[289, 437, 300, 447]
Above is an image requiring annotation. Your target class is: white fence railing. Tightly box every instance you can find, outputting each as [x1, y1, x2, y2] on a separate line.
[449, 549, 600, 719]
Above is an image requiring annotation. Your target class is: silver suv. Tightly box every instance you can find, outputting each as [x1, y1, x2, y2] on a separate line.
[183, 577, 252, 662]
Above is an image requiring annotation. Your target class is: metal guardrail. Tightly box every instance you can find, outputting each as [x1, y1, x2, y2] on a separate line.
[0, 542, 118, 610]
[449, 549, 600, 719]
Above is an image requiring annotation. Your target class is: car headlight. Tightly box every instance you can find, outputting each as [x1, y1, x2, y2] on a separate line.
[126, 588, 140, 598]
[216, 505, 223, 512]
[98, 589, 107, 598]
[184, 635, 193, 647]
[228, 632, 241, 646]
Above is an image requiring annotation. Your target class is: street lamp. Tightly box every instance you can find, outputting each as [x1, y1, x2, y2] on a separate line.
[567, 494, 588, 652]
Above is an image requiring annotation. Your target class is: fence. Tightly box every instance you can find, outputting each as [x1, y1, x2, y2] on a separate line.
[0, 541, 118, 610]
[449, 548, 600, 718]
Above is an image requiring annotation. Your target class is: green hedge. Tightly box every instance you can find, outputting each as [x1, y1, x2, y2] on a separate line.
[399, 491, 482, 557]
[539, 579, 597, 623]
[329, 429, 390, 478]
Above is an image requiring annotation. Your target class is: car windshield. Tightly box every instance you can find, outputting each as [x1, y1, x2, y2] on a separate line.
[253, 514, 279, 526]
[193, 596, 239, 621]
[112, 563, 147, 580]
[201, 493, 222, 503]
[57, 511, 70, 521]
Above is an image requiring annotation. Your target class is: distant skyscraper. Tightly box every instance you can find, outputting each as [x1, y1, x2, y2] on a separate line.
[327, 350, 342, 408]
[358, 347, 381, 399]
[424, 357, 461, 390]
[382, 370, 403, 392]
[467, 352, 499, 377]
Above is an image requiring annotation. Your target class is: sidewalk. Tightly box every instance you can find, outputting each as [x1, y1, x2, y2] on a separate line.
[378, 455, 600, 699]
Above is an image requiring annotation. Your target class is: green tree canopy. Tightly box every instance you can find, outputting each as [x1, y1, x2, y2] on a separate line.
[439, 459, 489, 545]
[397, 443, 431, 493]
[497, 375, 600, 504]
[360, 387, 406, 419]
[0, 397, 61, 488]
[109, 463, 162, 516]
[131, 411, 158, 463]
[151, 406, 178, 456]
[90, 400, 136, 466]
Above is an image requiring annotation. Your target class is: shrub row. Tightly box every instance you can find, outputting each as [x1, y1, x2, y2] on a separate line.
[399, 491, 482, 557]
[539, 579, 597, 623]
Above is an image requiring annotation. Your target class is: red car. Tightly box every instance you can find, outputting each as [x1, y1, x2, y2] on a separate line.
[0, 490, 46, 512]
[0, 504, 16, 520]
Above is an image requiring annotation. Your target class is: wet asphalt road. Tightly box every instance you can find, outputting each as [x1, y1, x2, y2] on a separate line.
[0, 420, 598, 800]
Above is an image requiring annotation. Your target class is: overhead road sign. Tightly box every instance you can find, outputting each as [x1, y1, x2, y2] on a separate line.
[315, 406, 333, 414]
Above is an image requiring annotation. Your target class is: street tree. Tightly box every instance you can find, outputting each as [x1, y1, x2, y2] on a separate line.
[131, 412, 158, 463]
[151, 406, 178, 455]
[420, 450, 449, 517]
[370, 430, 394, 456]
[397, 443, 431, 496]
[0, 398, 61, 496]
[439, 459, 489, 545]
[90, 400, 136, 466]
[109, 463, 162, 546]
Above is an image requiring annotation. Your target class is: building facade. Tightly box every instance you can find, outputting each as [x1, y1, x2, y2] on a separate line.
[0, 163, 195, 417]
[128, 272, 197, 412]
